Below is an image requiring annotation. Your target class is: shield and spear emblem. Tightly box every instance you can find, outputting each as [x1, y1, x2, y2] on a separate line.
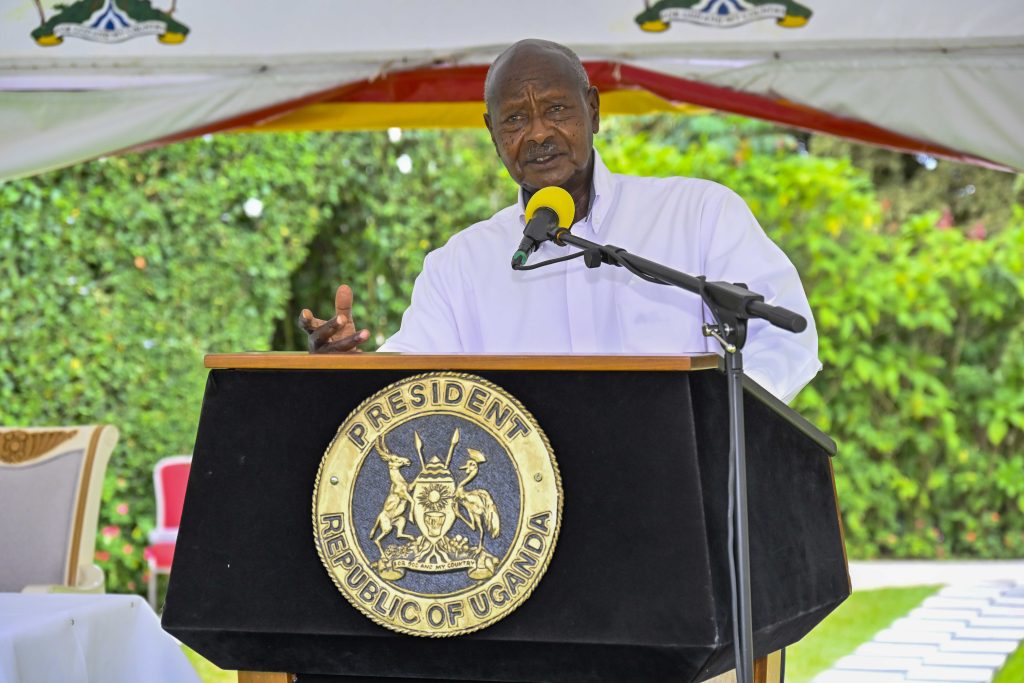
[373, 428, 500, 581]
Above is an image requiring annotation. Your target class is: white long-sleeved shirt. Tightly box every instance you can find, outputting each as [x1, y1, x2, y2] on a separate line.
[381, 150, 821, 403]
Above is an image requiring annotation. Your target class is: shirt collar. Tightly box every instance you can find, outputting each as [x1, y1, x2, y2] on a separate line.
[516, 148, 616, 236]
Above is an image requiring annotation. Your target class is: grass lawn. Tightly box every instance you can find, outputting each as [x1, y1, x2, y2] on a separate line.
[994, 640, 1024, 683]
[183, 646, 235, 683]
[785, 584, 941, 683]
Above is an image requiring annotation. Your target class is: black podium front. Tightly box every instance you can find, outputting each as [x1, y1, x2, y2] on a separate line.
[163, 353, 849, 683]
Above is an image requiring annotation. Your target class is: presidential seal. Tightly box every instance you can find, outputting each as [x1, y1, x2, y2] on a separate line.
[313, 373, 562, 637]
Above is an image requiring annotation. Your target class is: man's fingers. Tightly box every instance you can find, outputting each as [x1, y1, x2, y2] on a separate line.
[314, 329, 370, 354]
[297, 309, 322, 333]
[335, 284, 354, 317]
[309, 315, 344, 347]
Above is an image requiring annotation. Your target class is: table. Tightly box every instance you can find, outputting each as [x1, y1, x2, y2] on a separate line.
[0, 593, 199, 683]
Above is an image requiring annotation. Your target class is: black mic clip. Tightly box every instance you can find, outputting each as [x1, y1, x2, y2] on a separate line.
[511, 207, 560, 269]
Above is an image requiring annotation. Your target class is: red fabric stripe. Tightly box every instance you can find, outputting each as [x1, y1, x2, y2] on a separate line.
[120, 62, 1008, 171]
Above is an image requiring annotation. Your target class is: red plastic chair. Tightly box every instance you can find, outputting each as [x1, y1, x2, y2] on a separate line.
[144, 455, 191, 608]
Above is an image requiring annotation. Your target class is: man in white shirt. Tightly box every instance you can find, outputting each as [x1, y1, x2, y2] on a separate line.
[300, 39, 820, 403]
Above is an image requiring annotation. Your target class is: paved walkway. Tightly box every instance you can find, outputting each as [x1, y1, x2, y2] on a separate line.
[812, 564, 1024, 683]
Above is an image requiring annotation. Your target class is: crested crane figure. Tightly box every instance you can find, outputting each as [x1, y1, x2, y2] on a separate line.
[369, 435, 415, 555]
[455, 448, 500, 551]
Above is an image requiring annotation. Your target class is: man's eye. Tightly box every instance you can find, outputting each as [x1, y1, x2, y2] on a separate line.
[506, 114, 524, 123]
[550, 105, 565, 113]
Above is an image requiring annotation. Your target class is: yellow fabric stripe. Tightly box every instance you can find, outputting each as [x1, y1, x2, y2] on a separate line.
[242, 90, 707, 132]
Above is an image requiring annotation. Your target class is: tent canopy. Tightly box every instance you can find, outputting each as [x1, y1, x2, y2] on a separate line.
[1, 1, 1022, 180]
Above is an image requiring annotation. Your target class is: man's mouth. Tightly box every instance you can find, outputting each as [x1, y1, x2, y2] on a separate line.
[526, 153, 562, 166]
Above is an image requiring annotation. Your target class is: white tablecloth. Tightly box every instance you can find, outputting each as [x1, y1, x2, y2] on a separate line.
[0, 593, 199, 683]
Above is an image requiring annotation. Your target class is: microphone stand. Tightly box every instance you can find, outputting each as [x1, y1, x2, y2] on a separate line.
[515, 230, 807, 683]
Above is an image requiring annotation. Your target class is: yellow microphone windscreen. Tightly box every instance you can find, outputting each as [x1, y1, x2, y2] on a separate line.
[524, 186, 575, 228]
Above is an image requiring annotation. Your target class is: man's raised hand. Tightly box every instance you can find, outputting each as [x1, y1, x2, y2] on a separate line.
[298, 284, 371, 354]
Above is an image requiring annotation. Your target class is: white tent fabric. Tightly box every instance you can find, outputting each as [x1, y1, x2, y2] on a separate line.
[648, 49, 1024, 173]
[1, 0, 1022, 179]
[0, 64, 379, 179]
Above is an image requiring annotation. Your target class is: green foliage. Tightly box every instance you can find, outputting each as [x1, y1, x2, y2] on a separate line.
[1, 133, 348, 590]
[276, 129, 513, 349]
[2, 114, 1022, 596]
[599, 115, 1024, 559]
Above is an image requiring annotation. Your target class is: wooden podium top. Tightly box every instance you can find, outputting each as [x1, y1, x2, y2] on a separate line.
[203, 352, 721, 372]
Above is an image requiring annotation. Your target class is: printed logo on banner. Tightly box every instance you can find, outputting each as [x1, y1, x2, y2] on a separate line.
[635, 0, 812, 31]
[313, 372, 563, 637]
[30, 0, 189, 46]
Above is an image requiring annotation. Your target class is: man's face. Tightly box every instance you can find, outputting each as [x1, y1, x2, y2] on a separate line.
[484, 49, 600, 196]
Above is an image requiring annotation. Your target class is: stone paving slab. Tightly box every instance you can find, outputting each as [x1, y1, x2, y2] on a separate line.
[923, 652, 1007, 668]
[912, 608, 982, 620]
[856, 643, 940, 658]
[971, 616, 1024, 628]
[833, 655, 923, 671]
[905, 666, 993, 681]
[893, 618, 970, 631]
[939, 587, 1005, 599]
[814, 672, 908, 683]
[875, 629, 953, 645]
[974, 610, 1024, 618]
[997, 597, 1024, 606]
[954, 626, 1024, 640]
[939, 638, 1020, 654]
[923, 598, 994, 610]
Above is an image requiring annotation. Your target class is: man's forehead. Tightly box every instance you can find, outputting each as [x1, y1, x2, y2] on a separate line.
[490, 50, 581, 102]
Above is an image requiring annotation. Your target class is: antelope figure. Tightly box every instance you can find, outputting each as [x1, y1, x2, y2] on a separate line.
[369, 435, 415, 555]
[455, 448, 500, 551]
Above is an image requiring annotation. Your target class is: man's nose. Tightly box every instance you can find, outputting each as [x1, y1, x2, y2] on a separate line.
[527, 114, 553, 144]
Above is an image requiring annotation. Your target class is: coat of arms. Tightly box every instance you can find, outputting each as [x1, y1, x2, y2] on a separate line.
[30, 0, 189, 46]
[371, 430, 501, 581]
[313, 373, 562, 637]
[635, 0, 812, 31]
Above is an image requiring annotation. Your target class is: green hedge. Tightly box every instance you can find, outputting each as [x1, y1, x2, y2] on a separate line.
[597, 122, 1024, 558]
[1, 119, 1022, 595]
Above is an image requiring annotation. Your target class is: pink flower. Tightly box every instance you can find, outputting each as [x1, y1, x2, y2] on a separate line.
[967, 222, 987, 240]
[935, 207, 954, 230]
[122, 543, 134, 555]
[127, 581, 137, 591]
[116, 503, 129, 515]
[101, 525, 119, 539]
[94, 551, 110, 562]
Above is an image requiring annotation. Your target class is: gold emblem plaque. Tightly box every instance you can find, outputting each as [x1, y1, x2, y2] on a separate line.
[313, 372, 562, 637]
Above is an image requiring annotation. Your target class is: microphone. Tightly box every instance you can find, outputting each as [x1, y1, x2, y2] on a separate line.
[511, 186, 576, 268]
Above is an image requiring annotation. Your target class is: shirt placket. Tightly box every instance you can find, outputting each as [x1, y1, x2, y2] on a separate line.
[564, 217, 602, 353]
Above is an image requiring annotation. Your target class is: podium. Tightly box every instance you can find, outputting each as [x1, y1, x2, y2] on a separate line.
[163, 353, 849, 683]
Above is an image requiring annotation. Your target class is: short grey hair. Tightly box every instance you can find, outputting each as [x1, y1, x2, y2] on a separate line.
[484, 40, 590, 111]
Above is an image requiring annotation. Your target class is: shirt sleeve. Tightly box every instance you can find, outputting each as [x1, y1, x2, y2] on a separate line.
[701, 188, 822, 403]
[378, 247, 464, 353]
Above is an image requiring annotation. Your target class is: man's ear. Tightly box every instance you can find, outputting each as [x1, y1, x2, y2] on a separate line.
[483, 112, 499, 151]
[587, 86, 601, 134]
